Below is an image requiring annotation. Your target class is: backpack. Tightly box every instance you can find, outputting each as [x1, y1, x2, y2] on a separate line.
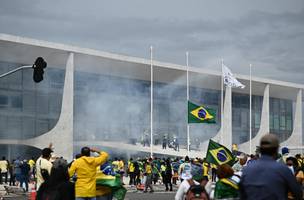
[185, 179, 208, 200]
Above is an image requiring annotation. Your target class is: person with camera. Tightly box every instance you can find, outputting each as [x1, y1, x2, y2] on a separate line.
[68, 146, 109, 200]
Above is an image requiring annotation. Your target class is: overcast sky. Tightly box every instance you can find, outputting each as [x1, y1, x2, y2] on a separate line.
[1, 0, 304, 84]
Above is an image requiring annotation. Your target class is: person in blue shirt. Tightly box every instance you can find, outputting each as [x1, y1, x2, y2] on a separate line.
[240, 134, 302, 200]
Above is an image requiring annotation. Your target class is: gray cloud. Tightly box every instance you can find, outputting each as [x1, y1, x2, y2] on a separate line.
[0, 0, 304, 83]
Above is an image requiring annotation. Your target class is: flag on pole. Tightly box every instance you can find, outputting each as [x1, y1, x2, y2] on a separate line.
[188, 101, 216, 123]
[206, 139, 235, 166]
[222, 64, 245, 89]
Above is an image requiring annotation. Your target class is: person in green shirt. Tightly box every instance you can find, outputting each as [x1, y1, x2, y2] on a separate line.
[214, 164, 240, 199]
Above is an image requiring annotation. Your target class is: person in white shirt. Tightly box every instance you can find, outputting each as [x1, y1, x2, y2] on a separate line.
[0, 156, 9, 184]
[175, 162, 210, 200]
[35, 148, 53, 190]
[178, 156, 192, 182]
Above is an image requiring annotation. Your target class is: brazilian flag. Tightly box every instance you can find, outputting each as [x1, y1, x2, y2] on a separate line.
[188, 101, 216, 123]
[206, 140, 235, 166]
[96, 172, 127, 200]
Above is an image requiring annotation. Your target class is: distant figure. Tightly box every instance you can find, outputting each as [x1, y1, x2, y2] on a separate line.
[20, 160, 30, 192]
[162, 136, 167, 149]
[178, 156, 192, 182]
[173, 137, 179, 151]
[240, 134, 302, 200]
[0, 156, 8, 184]
[128, 158, 135, 186]
[9, 160, 16, 186]
[14, 158, 22, 185]
[164, 159, 173, 191]
[28, 157, 36, 180]
[143, 131, 150, 147]
[143, 158, 154, 193]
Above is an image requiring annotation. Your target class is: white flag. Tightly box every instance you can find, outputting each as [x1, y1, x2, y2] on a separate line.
[222, 64, 245, 89]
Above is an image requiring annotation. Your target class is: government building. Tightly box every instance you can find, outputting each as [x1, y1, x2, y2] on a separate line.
[0, 34, 302, 161]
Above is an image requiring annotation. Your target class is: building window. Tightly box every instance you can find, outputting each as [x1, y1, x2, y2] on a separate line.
[11, 95, 22, 109]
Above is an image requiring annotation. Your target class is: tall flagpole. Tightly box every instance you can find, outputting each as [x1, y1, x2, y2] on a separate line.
[186, 52, 190, 156]
[221, 59, 224, 144]
[150, 46, 153, 158]
[249, 64, 252, 155]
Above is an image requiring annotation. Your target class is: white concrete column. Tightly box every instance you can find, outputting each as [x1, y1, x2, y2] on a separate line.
[200, 86, 232, 152]
[23, 53, 74, 161]
[239, 84, 269, 153]
[281, 89, 302, 147]
[222, 86, 232, 149]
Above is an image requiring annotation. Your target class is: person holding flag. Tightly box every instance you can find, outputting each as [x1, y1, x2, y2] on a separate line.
[205, 140, 236, 167]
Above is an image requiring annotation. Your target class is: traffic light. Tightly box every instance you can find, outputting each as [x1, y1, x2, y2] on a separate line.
[32, 57, 47, 83]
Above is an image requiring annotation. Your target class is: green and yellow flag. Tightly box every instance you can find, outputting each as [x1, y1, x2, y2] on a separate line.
[188, 101, 216, 123]
[96, 172, 127, 200]
[206, 140, 235, 166]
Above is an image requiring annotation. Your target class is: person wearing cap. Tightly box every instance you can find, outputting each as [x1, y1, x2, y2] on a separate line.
[240, 134, 302, 200]
[232, 153, 247, 176]
[36, 147, 53, 190]
[68, 147, 109, 200]
[278, 147, 290, 164]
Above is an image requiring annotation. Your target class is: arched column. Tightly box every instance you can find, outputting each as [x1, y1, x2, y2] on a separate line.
[281, 89, 302, 147]
[239, 84, 269, 153]
[200, 86, 232, 152]
[23, 52, 74, 161]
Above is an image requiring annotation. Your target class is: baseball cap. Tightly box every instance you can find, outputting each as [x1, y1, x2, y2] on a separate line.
[260, 134, 279, 149]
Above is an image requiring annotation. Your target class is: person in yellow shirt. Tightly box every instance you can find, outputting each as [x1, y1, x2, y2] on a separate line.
[128, 158, 135, 186]
[0, 156, 8, 184]
[118, 158, 125, 184]
[28, 157, 35, 179]
[144, 158, 154, 193]
[112, 158, 119, 173]
[68, 147, 109, 200]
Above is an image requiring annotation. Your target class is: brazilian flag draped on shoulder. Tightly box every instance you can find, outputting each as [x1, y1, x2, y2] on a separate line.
[188, 101, 216, 123]
[206, 140, 235, 166]
[96, 162, 127, 200]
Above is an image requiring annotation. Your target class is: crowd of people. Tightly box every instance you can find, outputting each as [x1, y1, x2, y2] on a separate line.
[0, 133, 303, 200]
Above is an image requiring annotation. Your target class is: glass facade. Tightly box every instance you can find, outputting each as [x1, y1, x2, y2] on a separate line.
[0, 61, 64, 159]
[0, 60, 295, 158]
[232, 94, 293, 144]
[232, 94, 263, 144]
[270, 97, 293, 142]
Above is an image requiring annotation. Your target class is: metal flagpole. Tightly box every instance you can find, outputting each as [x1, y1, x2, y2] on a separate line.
[249, 64, 252, 154]
[150, 46, 153, 158]
[221, 59, 224, 144]
[186, 52, 190, 156]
